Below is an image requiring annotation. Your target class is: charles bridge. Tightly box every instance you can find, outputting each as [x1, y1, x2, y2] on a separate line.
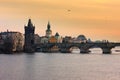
[35, 42, 120, 54]
[0, 19, 120, 54]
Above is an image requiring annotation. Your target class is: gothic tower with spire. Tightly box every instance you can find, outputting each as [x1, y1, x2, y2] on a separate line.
[46, 22, 52, 38]
[24, 19, 35, 53]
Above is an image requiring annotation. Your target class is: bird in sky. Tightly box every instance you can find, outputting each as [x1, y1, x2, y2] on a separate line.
[67, 9, 71, 12]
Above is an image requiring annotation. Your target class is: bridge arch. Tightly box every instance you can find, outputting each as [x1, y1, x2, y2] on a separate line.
[69, 46, 81, 53]
[35, 43, 120, 54]
[111, 46, 120, 53]
[89, 46, 103, 54]
[88, 44, 113, 54]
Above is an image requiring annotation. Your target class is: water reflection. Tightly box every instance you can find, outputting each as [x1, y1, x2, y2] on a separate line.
[112, 47, 120, 54]
[89, 48, 102, 54]
[0, 50, 120, 80]
[22, 54, 36, 80]
[71, 47, 120, 54]
[71, 48, 80, 54]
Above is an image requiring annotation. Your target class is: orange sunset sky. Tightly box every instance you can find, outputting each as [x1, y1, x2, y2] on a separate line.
[0, 0, 120, 42]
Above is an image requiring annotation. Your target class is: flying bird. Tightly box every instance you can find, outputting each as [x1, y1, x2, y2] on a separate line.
[67, 9, 71, 12]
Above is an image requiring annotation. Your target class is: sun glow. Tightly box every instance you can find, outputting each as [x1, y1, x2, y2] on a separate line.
[0, 0, 120, 41]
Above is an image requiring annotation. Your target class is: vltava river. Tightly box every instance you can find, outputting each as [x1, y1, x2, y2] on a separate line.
[0, 49, 120, 80]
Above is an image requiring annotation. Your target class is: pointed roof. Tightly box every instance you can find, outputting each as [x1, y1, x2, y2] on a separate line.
[47, 21, 51, 30]
[55, 32, 60, 36]
[27, 19, 34, 27]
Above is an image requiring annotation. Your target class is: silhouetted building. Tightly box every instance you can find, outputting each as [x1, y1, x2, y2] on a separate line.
[34, 34, 41, 45]
[77, 35, 87, 43]
[62, 36, 72, 43]
[40, 36, 49, 43]
[0, 34, 3, 45]
[46, 22, 52, 38]
[55, 32, 62, 43]
[24, 19, 35, 53]
[71, 35, 87, 43]
[55, 32, 59, 38]
[0, 31, 24, 52]
[87, 38, 92, 43]
[49, 36, 57, 43]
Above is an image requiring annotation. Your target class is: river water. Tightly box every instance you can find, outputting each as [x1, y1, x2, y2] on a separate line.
[0, 48, 120, 80]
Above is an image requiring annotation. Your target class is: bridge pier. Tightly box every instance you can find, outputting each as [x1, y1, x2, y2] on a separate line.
[60, 48, 71, 53]
[102, 48, 111, 54]
[40, 48, 50, 52]
[80, 49, 90, 54]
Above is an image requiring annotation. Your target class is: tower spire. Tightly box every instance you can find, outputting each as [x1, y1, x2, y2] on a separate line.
[46, 21, 52, 37]
[47, 21, 51, 30]
[28, 19, 33, 27]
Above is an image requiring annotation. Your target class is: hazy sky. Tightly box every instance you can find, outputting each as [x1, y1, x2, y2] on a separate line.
[0, 0, 120, 41]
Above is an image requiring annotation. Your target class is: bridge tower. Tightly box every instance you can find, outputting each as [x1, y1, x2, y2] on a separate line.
[24, 19, 35, 53]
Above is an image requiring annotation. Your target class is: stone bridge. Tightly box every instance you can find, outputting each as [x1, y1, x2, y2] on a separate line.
[35, 42, 120, 54]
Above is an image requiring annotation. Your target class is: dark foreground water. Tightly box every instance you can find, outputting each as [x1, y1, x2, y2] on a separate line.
[0, 50, 120, 80]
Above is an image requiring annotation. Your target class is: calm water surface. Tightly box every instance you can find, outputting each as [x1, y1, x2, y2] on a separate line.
[0, 49, 120, 80]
